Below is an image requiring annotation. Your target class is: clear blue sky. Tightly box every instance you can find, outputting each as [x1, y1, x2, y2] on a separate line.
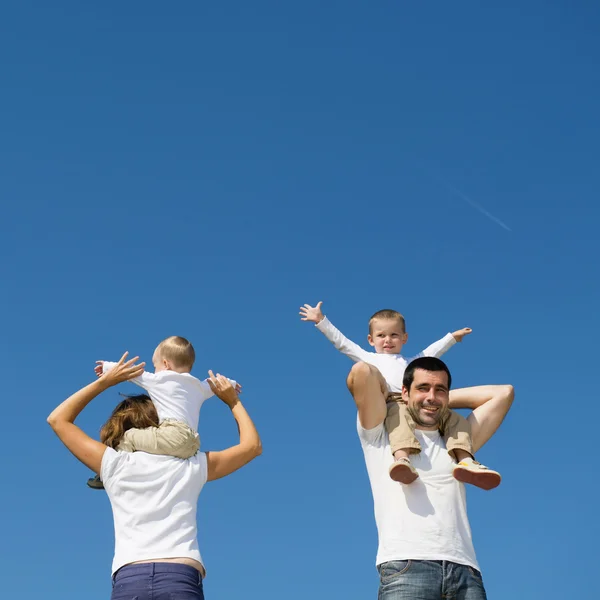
[2, 2, 598, 598]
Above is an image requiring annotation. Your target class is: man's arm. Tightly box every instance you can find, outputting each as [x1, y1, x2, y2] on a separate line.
[300, 301, 372, 363]
[449, 385, 515, 453]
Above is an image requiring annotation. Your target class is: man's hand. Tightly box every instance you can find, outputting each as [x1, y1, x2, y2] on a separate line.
[94, 361, 104, 378]
[99, 352, 145, 387]
[235, 382, 243, 394]
[452, 327, 472, 342]
[299, 301, 324, 324]
[208, 370, 239, 408]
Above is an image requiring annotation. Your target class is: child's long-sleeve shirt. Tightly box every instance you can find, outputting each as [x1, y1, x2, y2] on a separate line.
[102, 362, 236, 432]
[315, 317, 456, 393]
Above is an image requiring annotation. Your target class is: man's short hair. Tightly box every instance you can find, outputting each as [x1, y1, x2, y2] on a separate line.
[368, 309, 406, 334]
[403, 356, 452, 390]
[156, 335, 195, 371]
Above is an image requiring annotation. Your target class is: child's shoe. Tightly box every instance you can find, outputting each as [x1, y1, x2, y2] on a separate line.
[389, 457, 419, 484]
[87, 474, 105, 490]
[453, 459, 501, 490]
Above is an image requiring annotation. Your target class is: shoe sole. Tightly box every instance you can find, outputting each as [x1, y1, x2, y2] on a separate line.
[389, 463, 419, 485]
[453, 467, 501, 490]
[87, 480, 105, 490]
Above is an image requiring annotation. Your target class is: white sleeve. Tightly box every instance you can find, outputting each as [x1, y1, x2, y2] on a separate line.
[315, 317, 373, 363]
[100, 447, 120, 484]
[102, 361, 158, 392]
[356, 414, 386, 446]
[196, 377, 239, 400]
[410, 333, 457, 361]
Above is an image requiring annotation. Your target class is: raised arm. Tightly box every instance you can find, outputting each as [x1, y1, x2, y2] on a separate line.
[205, 372, 262, 482]
[449, 384, 515, 453]
[299, 301, 372, 363]
[97, 359, 156, 389]
[48, 353, 146, 473]
[415, 328, 472, 360]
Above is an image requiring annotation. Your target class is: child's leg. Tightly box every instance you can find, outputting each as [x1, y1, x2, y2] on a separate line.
[385, 396, 421, 484]
[118, 420, 200, 458]
[441, 410, 501, 491]
[440, 409, 473, 461]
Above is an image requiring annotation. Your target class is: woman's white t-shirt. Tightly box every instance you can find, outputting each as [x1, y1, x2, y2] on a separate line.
[358, 418, 480, 570]
[101, 448, 208, 575]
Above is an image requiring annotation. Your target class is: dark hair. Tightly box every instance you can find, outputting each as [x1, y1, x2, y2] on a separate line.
[100, 394, 159, 449]
[403, 357, 452, 391]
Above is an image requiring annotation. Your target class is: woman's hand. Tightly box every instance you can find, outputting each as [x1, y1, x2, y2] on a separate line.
[207, 370, 239, 408]
[100, 352, 145, 387]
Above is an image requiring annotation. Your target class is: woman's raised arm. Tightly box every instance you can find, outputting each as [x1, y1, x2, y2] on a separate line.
[205, 372, 262, 482]
[47, 352, 145, 474]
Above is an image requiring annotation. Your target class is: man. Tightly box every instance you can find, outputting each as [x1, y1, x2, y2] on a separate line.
[348, 356, 514, 599]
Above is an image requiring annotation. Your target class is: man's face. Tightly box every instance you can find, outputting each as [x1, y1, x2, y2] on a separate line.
[403, 368, 450, 430]
[367, 318, 408, 354]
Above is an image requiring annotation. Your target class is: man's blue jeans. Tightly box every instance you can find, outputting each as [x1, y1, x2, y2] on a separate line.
[377, 559, 487, 600]
[111, 563, 204, 600]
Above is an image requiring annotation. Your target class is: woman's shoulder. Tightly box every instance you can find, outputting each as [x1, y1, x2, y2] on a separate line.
[102, 449, 208, 482]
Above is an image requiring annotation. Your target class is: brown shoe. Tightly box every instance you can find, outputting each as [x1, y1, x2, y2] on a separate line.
[453, 460, 501, 490]
[389, 457, 419, 484]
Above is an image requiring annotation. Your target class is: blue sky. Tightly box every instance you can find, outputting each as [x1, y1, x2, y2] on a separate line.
[1, 2, 598, 598]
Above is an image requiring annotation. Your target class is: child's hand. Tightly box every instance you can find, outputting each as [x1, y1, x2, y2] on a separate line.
[452, 328, 473, 342]
[100, 352, 145, 386]
[94, 361, 104, 378]
[299, 301, 324, 324]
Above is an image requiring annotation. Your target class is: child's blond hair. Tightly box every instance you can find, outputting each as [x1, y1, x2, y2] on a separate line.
[156, 336, 195, 371]
[368, 309, 406, 334]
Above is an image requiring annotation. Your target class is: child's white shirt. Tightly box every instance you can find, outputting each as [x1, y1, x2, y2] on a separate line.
[102, 362, 237, 431]
[315, 317, 456, 393]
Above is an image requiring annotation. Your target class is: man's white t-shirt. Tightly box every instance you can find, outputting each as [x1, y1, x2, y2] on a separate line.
[358, 418, 480, 570]
[101, 448, 208, 576]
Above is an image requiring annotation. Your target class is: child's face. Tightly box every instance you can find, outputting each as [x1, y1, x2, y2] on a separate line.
[367, 318, 408, 354]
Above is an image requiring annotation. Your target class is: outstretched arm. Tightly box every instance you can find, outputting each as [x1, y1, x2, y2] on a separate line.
[300, 301, 372, 363]
[416, 327, 472, 360]
[48, 353, 146, 473]
[449, 385, 514, 453]
[205, 372, 262, 482]
[96, 359, 155, 388]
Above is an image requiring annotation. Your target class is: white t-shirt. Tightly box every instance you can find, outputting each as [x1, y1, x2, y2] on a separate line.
[102, 363, 236, 431]
[101, 448, 208, 576]
[315, 317, 456, 392]
[358, 418, 480, 570]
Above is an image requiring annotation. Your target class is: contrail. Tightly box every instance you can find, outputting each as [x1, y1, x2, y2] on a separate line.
[418, 164, 512, 232]
[441, 180, 512, 232]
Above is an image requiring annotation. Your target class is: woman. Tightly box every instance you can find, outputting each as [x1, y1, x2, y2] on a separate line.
[47, 352, 262, 600]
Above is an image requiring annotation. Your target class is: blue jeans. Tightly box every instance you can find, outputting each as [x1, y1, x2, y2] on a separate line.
[111, 563, 204, 600]
[378, 560, 487, 600]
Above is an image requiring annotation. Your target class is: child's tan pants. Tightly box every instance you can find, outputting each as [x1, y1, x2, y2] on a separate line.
[117, 419, 200, 459]
[385, 396, 473, 459]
